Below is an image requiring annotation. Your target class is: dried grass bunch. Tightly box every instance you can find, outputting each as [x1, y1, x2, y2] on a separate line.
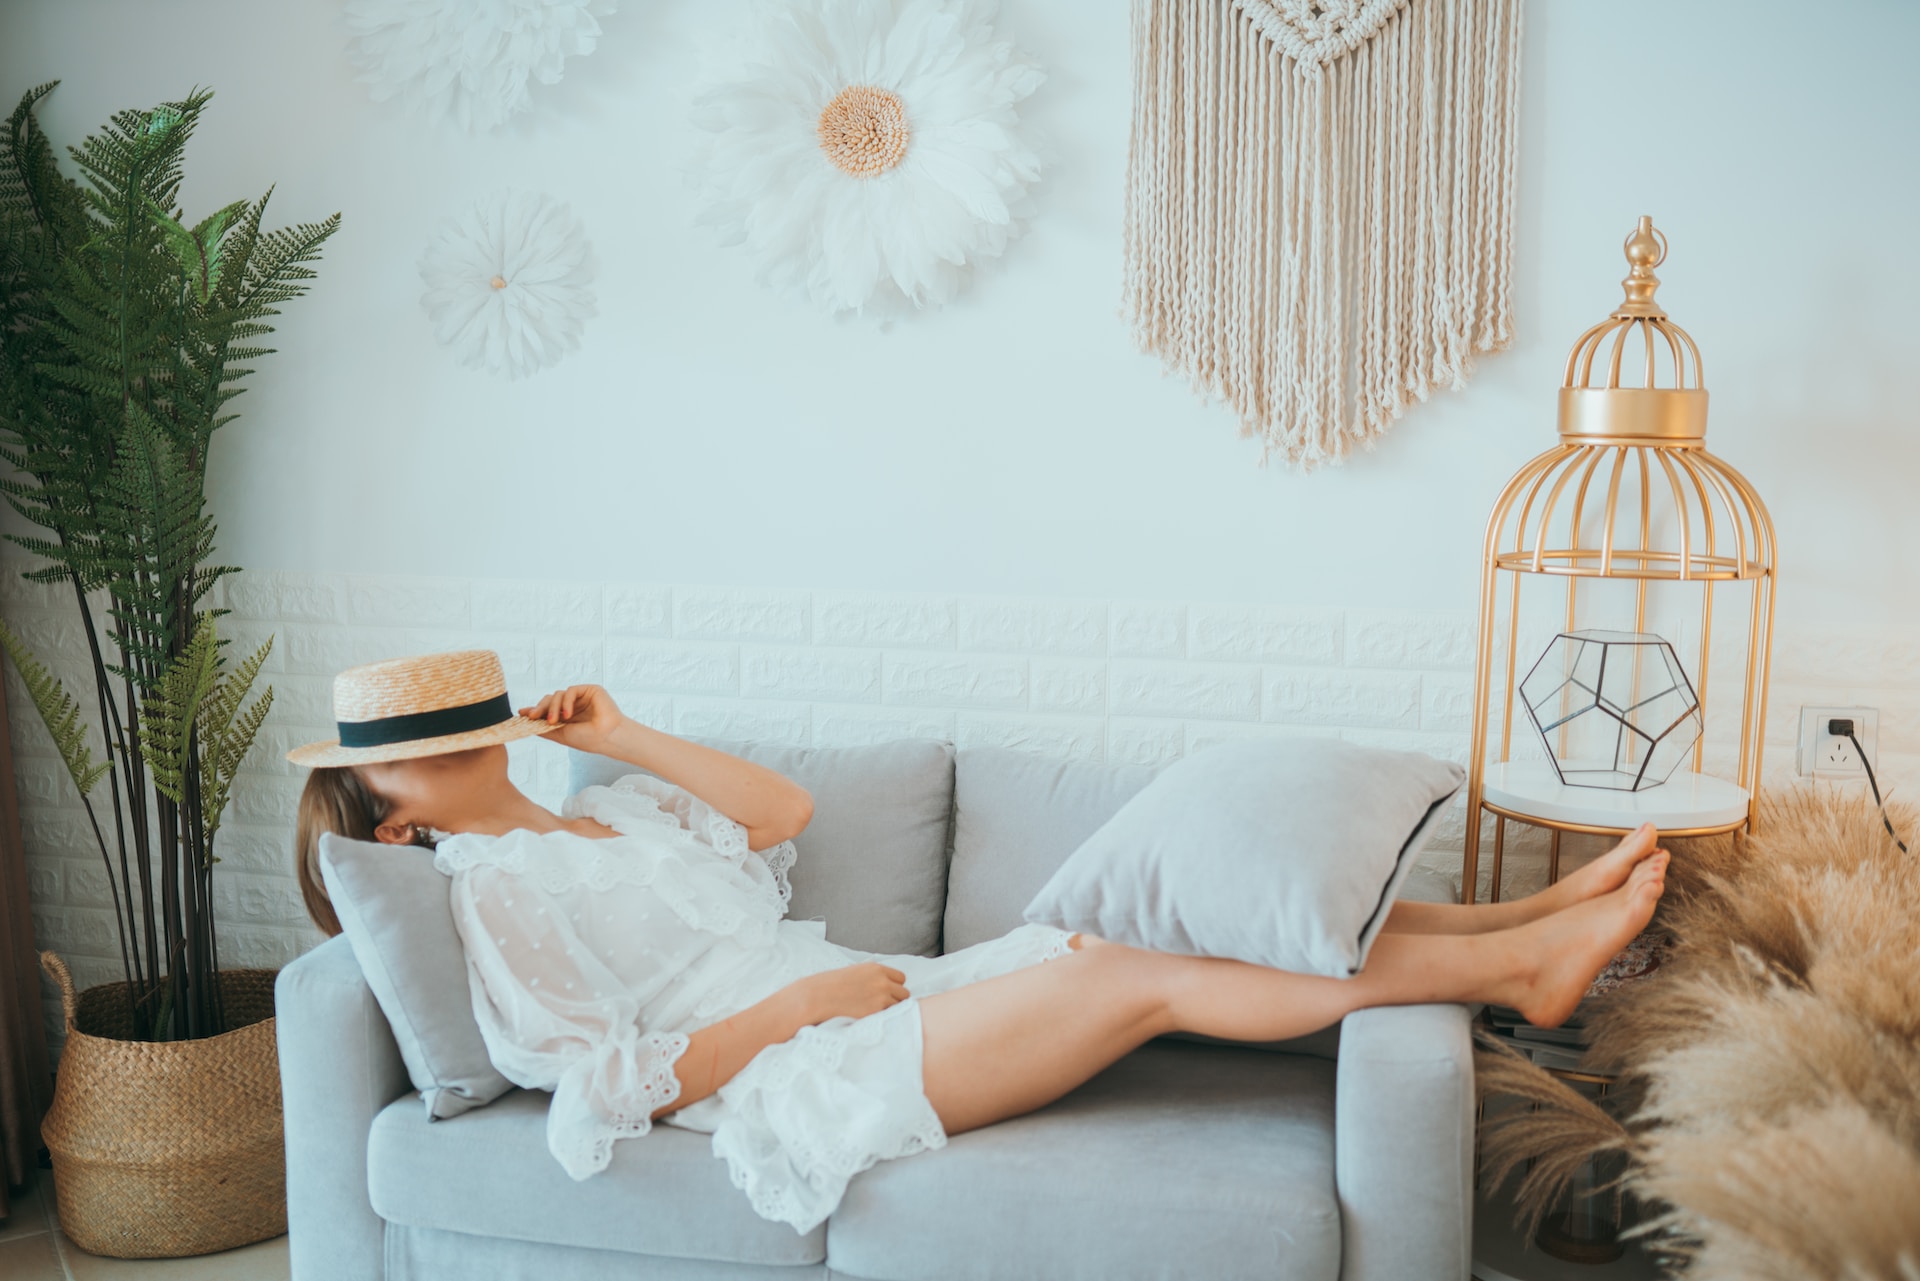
[1477, 789, 1920, 1281]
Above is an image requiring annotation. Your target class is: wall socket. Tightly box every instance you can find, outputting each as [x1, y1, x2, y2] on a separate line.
[1796, 706, 1880, 780]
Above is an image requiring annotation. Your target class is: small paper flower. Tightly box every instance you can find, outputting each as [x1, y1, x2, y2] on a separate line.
[418, 190, 596, 380]
[691, 0, 1046, 314]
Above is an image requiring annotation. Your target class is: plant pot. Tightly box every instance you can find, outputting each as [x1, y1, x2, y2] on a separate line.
[37, 952, 286, 1258]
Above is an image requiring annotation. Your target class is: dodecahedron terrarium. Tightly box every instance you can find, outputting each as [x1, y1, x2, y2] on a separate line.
[1519, 630, 1702, 791]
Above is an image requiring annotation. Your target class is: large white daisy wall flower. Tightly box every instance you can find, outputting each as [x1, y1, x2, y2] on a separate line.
[690, 0, 1046, 315]
[418, 190, 597, 380]
[345, 0, 616, 133]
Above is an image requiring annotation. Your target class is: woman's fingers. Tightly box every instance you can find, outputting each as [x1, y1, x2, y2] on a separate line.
[881, 966, 906, 984]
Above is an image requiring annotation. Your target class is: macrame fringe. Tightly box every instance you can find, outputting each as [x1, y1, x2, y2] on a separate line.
[1123, 0, 1523, 467]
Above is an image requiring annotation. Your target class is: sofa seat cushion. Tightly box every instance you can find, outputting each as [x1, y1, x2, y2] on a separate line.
[827, 1041, 1341, 1281]
[368, 1088, 826, 1267]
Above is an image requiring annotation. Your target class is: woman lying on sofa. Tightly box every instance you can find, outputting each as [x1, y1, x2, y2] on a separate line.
[290, 650, 1667, 1234]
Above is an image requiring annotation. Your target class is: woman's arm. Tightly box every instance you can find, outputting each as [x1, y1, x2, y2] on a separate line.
[522, 684, 813, 851]
[662, 962, 910, 1118]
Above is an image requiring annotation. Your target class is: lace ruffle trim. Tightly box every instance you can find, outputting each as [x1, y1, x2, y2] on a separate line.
[549, 1029, 690, 1182]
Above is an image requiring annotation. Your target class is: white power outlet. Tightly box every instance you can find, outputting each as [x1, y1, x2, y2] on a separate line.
[1797, 706, 1880, 780]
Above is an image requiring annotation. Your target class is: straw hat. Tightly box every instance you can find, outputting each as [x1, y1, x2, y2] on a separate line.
[286, 649, 554, 768]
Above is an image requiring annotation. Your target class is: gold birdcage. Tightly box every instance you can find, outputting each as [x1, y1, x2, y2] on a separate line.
[1461, 217, 1777, 903]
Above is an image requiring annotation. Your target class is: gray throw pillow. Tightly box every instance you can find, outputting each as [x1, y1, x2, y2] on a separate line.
[1023, 737, 1464, 977]
[319, 833, 512, 1120]
[568, 738, 955, 956]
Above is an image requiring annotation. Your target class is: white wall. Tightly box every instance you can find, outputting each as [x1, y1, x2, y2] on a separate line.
[3, 0, 1916, 617]
[3, 1, 1919, 995]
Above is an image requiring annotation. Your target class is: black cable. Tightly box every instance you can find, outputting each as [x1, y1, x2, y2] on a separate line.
[1845, 729, 1910, 855]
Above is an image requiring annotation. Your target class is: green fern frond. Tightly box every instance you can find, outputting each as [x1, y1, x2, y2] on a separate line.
[0, 614, 108, 797]
[138, 613, 219, 803]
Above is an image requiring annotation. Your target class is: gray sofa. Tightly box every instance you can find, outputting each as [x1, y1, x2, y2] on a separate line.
[276, 742, 1474, 1281]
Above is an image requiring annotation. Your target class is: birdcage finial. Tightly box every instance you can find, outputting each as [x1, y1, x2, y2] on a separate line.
[1557, 216, 1707, 441]
[1616, 215, 1668, 319]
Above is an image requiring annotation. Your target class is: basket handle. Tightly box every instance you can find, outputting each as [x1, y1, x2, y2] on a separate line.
[39, 951, 77, 1031]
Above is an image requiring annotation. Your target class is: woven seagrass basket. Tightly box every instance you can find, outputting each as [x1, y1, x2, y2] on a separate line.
[38, 952, 286, 1258]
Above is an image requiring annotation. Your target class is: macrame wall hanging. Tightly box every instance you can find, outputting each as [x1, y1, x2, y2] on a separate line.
[1123, 0, 1523, 467]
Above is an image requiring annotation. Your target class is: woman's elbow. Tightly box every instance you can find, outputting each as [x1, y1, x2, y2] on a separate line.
[751, 785, 813, 850]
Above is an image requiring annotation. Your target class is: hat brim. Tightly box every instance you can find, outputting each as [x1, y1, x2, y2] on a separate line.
[287, 714, 556, 768]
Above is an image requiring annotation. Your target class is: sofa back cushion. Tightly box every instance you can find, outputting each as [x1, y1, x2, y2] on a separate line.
[944, 748, 1160, 953]
[569, 738, 954, 956]
[318, 833, 513, 1120]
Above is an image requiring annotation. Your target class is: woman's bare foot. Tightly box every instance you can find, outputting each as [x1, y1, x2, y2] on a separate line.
[1521, 824, 1663, 923]
[1505, 852, 1668, 1027]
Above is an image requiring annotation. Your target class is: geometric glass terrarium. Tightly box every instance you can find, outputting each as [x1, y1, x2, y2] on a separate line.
[1519, 629, 1702, 792]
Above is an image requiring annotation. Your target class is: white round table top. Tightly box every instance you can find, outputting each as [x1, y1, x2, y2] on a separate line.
[1482, 760, 1750, 832]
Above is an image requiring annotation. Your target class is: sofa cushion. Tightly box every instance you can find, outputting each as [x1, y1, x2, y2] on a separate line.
[828, 1040, 1341, 1281]
[570, 738, 954, 956]
[945, 749, 1159, 953]
[319, 834, 513, 1120]
[1024, 737, 1464, 976]
[368, 1089, 827, 1267]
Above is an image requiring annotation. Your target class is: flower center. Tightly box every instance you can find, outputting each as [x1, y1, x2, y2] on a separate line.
[489, 275, 507, 290]
[817, 85, 910, 179]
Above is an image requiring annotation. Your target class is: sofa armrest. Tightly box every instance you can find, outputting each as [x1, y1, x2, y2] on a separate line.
[276, 934, 409, 1281]
[1334, 1002, 1474, 1281]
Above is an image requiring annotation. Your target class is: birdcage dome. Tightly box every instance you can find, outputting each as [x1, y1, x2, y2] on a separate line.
[1487, 217, 1773, 583]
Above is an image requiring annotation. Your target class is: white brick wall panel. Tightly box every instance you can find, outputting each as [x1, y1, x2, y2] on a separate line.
[14, 756, 75, 808]
[1188, 605, 1341, 665]
[212, 824, 296, 874]
[0, 571, 58, 609]
[224, 570, 348, 624]
[23, 812, 97, 861]
[1109, 661, 1261, 720]
[1346, 609, 1478, 670]
[741, 648, 882, 703]
[1420, 673, 1477, 733]
[64, 858, 114, 906]
[247, 724, 324, 777]
[884, 654, 1029, 710]
[278, 624, 357, 676]
[2, 609, 93, 663]
[536, 637, 605, 685]
[603, 695, 674, 737]
[1106, 720, 1185, 767]
[347, 575, 471, 629]
[26, 859, 60, 904]
[957, 713, 1105, 762]
[32, 905, 120, 957]
[604, 640, 739, 696]
[345, 627, 527, 671]
[1770, 623, 1920, 690]
[271, 674, 339, 726]
[1184, 722, 1329, 755]
[1265, 669, 1421, 729]
[474, 580, 603, 633]
[219, 923, 318, 970]
[604, 585, 673, 638]
[672, 699, 810, 747]
[232, 776, 307, 826]
[811, 707, 957, 748]
[215, 619, 286, 674]
[814, 593, 957, 649]
[1108, 603, 1186, 659]
[1337, 727, 1472, 767]
[214, 873, 310, 927]
[674, 588, 810, 644]
[1031, 659, 1107, 714]
[958, 599, 1105, 656]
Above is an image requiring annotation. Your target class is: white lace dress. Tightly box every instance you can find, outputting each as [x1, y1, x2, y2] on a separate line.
[433, 774, 1075, 1234]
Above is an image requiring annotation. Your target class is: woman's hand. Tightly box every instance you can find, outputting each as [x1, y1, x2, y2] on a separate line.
[782, 963, 910, 1026]
[519, 684, 629, 755]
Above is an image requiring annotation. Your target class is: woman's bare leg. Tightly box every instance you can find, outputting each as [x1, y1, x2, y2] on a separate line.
[920, 852, 1666, 1135]
[1381, 823, 1663, 936]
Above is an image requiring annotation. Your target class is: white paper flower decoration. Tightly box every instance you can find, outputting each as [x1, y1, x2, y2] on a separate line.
[691, 0, 1045, 314]
[418, 190, 596, 379]
[346, 0, 616, 133]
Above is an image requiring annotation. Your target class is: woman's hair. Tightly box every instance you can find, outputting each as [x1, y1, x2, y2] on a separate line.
[294, 767, 389, 937]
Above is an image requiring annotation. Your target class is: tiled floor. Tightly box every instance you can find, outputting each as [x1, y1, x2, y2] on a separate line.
[0, 1175, 289, 1281]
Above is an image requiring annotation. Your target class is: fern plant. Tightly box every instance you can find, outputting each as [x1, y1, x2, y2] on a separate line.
[0, 82, 337, 1040]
